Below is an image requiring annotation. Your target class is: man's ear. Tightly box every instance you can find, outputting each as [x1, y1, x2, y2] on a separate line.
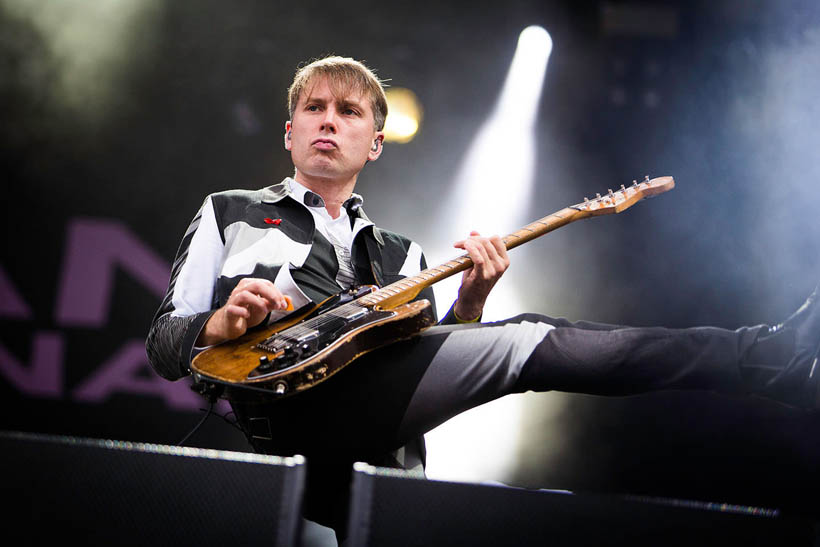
[284, 121, 292, 151]
[367, 132, 384, 161]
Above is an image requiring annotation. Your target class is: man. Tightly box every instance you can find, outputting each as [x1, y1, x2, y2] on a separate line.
[147, 56, 819, 536]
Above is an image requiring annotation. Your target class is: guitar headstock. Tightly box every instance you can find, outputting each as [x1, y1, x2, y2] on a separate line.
[572, 175, 675, 216]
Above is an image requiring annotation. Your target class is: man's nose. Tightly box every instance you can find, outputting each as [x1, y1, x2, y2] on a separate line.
[320, 110, 337, 133]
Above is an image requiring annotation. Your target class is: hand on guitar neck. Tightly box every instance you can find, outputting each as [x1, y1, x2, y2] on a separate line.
[452, 231, 510, 321]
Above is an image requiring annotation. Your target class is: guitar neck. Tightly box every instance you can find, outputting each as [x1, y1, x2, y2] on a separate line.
[357, 205, 587, 310]
[357, 176, 675, 311]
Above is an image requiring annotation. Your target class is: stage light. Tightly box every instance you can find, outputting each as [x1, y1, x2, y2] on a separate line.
[424, 26, 554, 485]
[383, 87, 423, 143]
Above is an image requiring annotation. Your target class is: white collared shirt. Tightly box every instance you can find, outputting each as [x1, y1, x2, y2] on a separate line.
[286, 178, 360, 289]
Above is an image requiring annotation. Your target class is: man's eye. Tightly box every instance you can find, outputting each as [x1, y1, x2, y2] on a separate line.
[344, 108, 358, 116]
[306, 105, 320, 112]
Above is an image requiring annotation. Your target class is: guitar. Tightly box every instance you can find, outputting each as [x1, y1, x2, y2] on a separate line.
[191, 176, 674, 400]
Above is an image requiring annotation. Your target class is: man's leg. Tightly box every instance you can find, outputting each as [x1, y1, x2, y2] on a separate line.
[231, 305, 815, 464]
[395, 281, 820, 443]
[226, 312, 768, 454]
[227, 314, 765, 463]
[393, 314, 764, 444]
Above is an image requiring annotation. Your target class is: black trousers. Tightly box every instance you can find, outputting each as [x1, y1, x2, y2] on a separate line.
[229, 313, 766, 535]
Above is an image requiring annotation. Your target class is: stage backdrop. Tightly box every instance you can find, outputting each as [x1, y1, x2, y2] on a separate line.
[2, 0, 818, 518]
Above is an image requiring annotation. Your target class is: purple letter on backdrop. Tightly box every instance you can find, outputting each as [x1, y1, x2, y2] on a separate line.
[55, 218, 170, 327]
[73, 340, 202, 410]
[0, 265, 32, 319]
[0, 332, 63, 397]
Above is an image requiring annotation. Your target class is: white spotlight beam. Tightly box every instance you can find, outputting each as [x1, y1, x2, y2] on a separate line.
[434, 25, 553, 320]
[498, 26, 554, 129]
[442, 25, 553, 249]
[424, 26, 553, 484]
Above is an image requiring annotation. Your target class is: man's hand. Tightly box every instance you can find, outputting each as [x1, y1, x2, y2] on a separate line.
[452, 231, 510, 321]
[197, 278, 291, 346]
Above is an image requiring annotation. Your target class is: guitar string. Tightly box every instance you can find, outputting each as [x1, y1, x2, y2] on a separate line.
[266, 220, 556, 342]
[262, 269, 435, 343]
[263, 230, 540, 343]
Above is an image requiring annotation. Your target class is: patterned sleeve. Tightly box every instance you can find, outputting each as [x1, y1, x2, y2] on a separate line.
[146, 196, 223, 380]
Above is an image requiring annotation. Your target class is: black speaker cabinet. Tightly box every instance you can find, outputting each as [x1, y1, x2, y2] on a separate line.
[1, 430, 305, 546]
[347, 464, 816, 546]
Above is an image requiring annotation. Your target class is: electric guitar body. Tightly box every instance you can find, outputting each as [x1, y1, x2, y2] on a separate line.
[191, 176, 675, 401]
[192, 286, 437, 401]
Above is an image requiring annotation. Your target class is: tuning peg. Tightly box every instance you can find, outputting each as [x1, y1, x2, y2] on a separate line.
[583, 197, 589, 202]
[608, 189, 614, 197]
[632, 180, 638, 187]
[596, 192, 602, 199]
[644, 175, 650, 182]
[620, 184, 626, 191]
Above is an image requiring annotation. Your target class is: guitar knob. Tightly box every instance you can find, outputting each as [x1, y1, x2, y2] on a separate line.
[274, 382, 288, 395]
[258, 355, 272, 371]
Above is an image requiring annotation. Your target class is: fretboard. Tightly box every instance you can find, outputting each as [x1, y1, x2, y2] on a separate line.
[357, 206, 584, 310]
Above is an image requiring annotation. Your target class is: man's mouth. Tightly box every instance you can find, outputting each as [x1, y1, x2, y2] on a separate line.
[312, 138, 337, 150]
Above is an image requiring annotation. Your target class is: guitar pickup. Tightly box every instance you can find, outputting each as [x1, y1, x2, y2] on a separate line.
[338, 307, 367, 321]
[258, 330, 319, 353]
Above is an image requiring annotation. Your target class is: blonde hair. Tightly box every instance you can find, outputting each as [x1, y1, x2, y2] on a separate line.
[288, 56, 388, 131]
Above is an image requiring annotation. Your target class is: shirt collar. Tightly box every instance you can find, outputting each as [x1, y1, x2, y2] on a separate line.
[260, 178, 382, 244]
[282, 177, 364, 215]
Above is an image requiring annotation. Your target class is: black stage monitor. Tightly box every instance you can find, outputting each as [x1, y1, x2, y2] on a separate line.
[1, 430, 305, 546]
[346, 463, 816, 546]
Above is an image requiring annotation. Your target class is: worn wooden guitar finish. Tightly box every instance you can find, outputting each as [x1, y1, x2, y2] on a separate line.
[191, 176, 675, 400]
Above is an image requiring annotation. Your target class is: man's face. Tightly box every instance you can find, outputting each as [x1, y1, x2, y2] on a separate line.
[285, 77, 383, 184]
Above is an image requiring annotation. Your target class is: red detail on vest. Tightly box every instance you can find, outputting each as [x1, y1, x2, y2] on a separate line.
[264, 218, 282, 225]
